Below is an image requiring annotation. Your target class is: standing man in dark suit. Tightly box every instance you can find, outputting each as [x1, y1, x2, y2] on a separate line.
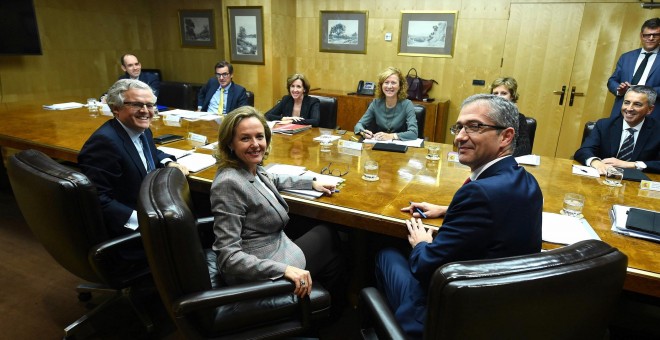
[575, 85, 659, 174]
[118, 54, 160, 97]
[79, 79, 188, 237]
[197, 60, 249, 113]
[607, 18, 660, 117]
[375, 94, 543, 339]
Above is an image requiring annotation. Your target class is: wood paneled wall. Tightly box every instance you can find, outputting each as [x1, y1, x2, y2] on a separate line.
[0, 0, 651, 147]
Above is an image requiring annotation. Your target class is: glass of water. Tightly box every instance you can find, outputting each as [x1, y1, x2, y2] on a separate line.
[362, 160, 379, 181]
[604, 167, 623, 187]
[562, 193, 585, 217]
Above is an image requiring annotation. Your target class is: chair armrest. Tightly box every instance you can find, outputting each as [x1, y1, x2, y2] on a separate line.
[359, 287, 407, 340]
[89, 231, 150, 287]
[173, 279, 297, 316]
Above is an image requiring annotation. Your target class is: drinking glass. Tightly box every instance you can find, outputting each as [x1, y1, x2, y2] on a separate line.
[362, 160, 379, 181]
[87, 98, 99, 117]
[319, 129, 333, 152]
[426, 144, 440, 160]
[604, 167, 623, 187]
[562, 193, 585, 217]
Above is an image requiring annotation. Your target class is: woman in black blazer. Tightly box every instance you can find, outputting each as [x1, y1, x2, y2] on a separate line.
[265, 73, 321, 127]
[489, 77, 532, 156]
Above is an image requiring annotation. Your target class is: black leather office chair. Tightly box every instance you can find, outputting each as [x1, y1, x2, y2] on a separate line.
[246, 90, 255, 107]
[360, 239, 627, 340]
[158, 81, 197, 110]
[141, 68, 162, 82]
[309, 95, 338, 129]
[137, 168, 331, 339]
[582, 121, 597, 144]
[6, 149, 152, 338]
[525, 116, 537, 150]
[414, 104, 426, 139]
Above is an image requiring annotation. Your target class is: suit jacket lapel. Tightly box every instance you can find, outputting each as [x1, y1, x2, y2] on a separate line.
[609, 118, 623, 157]
[632, 118, 654, 160]
[647, 51, 659, 79]
[110, 119, 148, 177]
[251, 168, 289, 219]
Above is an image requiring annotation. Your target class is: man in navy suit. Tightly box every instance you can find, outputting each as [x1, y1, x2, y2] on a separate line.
[375, 94, 543, 339]
[607, 18, 660, 117]
[197, 60, 249, 113]
[79, 79, 188, 237]
[118, 54, 160, 97]
[575, 85, 659, 174]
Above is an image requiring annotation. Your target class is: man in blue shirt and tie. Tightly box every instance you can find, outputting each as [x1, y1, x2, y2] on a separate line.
[197, 60, 249, 114]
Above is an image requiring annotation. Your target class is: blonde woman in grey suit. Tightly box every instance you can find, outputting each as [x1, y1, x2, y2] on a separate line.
[211, 106, 345, 300]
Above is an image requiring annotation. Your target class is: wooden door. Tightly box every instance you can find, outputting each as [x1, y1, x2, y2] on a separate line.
[502, 3, 584, 158]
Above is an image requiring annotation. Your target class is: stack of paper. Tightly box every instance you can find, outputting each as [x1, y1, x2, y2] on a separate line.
[272, 123, 312, 135]
[610, 205, 660, 242]
[264, 163, 345, 199]
[541, 212, 600, 245]
[363, 138, 424, 148]
[157, 146, 216, 173]
[43, 102, 84, 110]
[515, 154, 541, 166]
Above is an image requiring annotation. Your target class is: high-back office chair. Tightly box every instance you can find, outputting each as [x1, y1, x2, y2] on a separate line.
[310, 95, 338, 129]
[141, 68, 162, 82]
[137, 168, 331, 339]
[414, 104, 426, 140]
[360, 239, 627, 340]
[582, 121, 597, 144]
[246, 90, 255, 107]
[6, 149, 152, 338]
[158, 81, 196, 110]
[525, 116, 537, 150]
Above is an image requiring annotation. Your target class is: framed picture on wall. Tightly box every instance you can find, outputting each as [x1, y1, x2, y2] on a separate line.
[398, 11, 457, 58]
[227, 6, 265, 65]
[319, 11, 368, 54]
[179, 10, 216, 48]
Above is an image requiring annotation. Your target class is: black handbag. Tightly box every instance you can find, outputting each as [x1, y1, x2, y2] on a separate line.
[406, 68, 438, 101]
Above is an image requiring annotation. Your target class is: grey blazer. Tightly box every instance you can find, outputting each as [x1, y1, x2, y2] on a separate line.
[211, 165, 313, 285]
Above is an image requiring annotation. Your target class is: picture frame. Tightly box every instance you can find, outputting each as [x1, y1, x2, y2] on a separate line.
[398, 11, 457, 58]
[227, 6, 265, 65]
[319, 11, 368, 54]
[178, 10, 216, 48]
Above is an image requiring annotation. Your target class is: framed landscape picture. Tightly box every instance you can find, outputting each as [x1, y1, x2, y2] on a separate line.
[227, 6, 264, 65]
[319, 11, 368, 54]
[398, 11, 457, 58]
[179, 10, 216, 48]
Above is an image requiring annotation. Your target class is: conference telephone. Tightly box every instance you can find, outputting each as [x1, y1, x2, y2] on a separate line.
[356, 80, 375, 96]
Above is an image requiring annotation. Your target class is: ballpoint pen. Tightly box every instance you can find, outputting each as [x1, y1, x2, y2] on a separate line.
[573, 165, 588, 174]
[409, 201, 427, 218]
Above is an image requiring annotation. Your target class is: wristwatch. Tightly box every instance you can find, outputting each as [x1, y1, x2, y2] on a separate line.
[635, 161, 646, 170]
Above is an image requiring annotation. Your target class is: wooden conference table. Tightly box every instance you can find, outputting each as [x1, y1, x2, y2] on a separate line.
[1, 101, 659, 297]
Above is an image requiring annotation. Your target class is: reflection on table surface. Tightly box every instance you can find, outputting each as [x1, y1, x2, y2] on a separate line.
[1, 103, 659, 297]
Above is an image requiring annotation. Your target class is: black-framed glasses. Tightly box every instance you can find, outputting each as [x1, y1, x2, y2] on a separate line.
[123, 101, 155, 111]
[449, 122, 507, 135]
[215, 72, 231, 78]
[642, 33, 660, 40]
[321, 162, 349, 177]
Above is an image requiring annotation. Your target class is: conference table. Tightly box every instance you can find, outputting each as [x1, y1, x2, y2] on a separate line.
[1, 100, 659, 298]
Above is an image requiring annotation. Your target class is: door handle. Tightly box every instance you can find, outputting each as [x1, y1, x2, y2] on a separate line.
[569, 86, 584, 106]
[553, 86, 566, 105]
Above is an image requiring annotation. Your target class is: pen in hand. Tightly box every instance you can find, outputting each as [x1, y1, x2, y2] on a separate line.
[409, 201, 427, 218]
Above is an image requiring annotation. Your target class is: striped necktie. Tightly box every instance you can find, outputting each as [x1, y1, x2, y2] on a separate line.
[139, 133, 155, 172]
[616, 128, 636, 161]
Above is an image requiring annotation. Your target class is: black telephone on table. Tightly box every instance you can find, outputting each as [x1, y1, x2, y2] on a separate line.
[356, 80, 376, 96]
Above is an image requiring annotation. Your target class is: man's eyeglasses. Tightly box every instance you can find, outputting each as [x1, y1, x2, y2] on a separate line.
[215, 72, 231, 78]
[123, 101, 156, 111]
[321, 162, 349, 177]
[449, 123, 507, 135]
[642, 33, 660, 40]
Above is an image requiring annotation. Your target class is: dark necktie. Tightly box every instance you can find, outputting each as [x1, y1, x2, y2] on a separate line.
[617, 128, 636, 162]
[631, 52, 652, 85]
[139, 133, 155, 172]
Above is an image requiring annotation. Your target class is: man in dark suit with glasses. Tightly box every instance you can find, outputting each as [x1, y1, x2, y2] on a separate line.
[197, 60, 249, 114]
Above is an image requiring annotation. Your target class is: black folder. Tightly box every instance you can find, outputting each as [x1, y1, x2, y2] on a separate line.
[626, 208, 660, 236]
[372, 143, 408, 153]
[622, 168, 651, 182]
[153, 134, 184, 144]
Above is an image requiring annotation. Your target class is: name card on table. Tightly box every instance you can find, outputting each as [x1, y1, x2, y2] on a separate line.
[337, 139, 363, 151]
[640, 180, 660, 192]
[188, 132, 208, 144]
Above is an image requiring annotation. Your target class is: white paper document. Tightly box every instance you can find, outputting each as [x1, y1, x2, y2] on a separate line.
[43, 102, 84, 110]
[541, 212, 600, 245]
[267, 164, 307, 176]
[362, 138, 424, 148]
[572, 165, 600, 178]
[157, 146, 194, 159]
[610, 205, 660, 242]
[515, 154, 541, 166]
[174, 153, 217, 173]
[161, 109, 219, 121]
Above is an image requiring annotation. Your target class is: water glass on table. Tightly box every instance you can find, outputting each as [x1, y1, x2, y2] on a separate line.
[319, 129, 333, 152]
[87, 98, 99, 117]
[562, 193, 585, 217]
[604, 167, 623, 187]
[362, 160, 379, 181]
[426, 144, 440, 160]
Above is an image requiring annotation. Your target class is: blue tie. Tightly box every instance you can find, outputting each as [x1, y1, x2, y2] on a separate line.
[139, 133, 155, 172]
